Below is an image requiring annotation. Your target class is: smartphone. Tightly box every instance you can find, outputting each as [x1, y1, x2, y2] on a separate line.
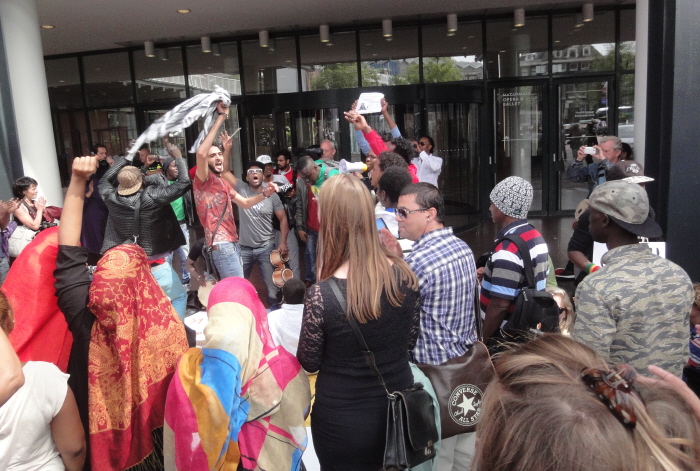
[583, 147, 597, 154]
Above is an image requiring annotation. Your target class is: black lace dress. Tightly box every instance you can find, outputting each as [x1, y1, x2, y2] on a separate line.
[297, 270, 420, 471]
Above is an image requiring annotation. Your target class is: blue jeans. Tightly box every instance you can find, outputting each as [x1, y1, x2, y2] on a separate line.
[211, 241, 244, 279]
[0, 255, 8, 287]
[241, 241, 279, 309]
[304, 228, 318, 283]
[166, 223, 191, 284]
[151, 260, 187, 320]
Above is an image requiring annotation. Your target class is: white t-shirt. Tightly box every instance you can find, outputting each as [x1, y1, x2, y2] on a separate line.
[0, 362, 68, 470]
[268, 303, 304, 356]
[411, 151, 443, 187]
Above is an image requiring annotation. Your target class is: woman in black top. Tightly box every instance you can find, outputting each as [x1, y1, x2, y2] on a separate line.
[297, 174, 420, 471]
[12, 176, 46, 231]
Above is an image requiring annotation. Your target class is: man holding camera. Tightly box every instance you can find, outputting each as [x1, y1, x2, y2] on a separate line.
[565, 135, 624, 195]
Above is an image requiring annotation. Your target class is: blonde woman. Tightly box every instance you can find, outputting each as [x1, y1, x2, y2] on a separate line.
[474, 335, 700, 471]
[297, 174, 420, 471]
[546, 286, 576, 336]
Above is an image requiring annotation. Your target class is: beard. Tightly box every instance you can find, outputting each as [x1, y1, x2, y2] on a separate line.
[208, 164, 222, 175]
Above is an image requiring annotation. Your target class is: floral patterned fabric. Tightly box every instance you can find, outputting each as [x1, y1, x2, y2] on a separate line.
[87, 243, 188, 470]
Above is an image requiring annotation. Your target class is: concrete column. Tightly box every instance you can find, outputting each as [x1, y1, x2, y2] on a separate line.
[633, 0, 648, 165]
[0, 0, 62, 205]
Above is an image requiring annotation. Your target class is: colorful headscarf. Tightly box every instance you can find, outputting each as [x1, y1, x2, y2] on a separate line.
[87, 243, 188, 470]
[4, 227, 73, 371]
[164, 277, 311, 471]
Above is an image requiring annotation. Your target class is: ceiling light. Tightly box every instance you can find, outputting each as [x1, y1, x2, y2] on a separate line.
[447, 13, 458, 36]
[320, 24, 330, 43]
[201, 36, 211, 53]
[259, 30, 269, 48]
[574, 13, 584, 27]
[58, 80, 65, 83]
[514, 8, 525, 27]
[212, 43, 221, 56]
[177, 9, 190, 14]
[382, 19, 393, 39]
[582, 3, 594, 22]
[554, 40, 561, 43]
[144, 41, 155, 58]
[41, 25, 55, 29]
[158, 49, 169, 61]
[468, 35, 475, 39]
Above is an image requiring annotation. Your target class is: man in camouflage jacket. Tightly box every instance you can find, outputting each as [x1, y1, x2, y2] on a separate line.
[573, 180, 693, 377]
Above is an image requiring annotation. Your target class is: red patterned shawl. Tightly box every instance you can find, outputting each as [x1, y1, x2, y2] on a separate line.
[87, 243, 188, 470]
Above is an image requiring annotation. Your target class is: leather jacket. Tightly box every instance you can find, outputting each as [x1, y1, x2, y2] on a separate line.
[98, 157, 190, 256]
[145, 172, 195, 227]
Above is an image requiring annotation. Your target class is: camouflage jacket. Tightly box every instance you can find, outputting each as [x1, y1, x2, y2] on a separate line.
[573, 243, 693, 377]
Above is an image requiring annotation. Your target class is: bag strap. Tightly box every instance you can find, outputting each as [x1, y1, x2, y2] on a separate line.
[131, 190, 147, 244]
[208, 194, 229, 247]
[499, 233, 537, 290]
[328, 278, 394, 398]
[474, 278, 484, 341]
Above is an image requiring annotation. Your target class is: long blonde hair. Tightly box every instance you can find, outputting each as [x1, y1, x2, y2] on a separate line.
[317, 174, 417, 323]
[475, 335, 700, 471]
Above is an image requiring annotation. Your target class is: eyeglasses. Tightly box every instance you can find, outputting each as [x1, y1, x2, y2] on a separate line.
[396, 207, 429, 219]
[247, 168, 263, 174]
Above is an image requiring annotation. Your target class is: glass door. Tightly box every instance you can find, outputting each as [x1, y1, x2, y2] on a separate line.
[556, 79, 612, 211]
[493, 84, 546, 213]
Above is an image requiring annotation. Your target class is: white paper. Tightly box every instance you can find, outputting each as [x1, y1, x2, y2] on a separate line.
[592, 241, 666, 266]
[356, 92, 384, 114]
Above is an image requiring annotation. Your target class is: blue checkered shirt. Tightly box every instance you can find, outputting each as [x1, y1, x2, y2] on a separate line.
[405, 227, 477, 365]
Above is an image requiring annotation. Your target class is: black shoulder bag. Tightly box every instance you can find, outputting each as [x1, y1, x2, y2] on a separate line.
[201, 199, 228, 282]
[498, 234, 560, 339]
[328, 279, 438, 470]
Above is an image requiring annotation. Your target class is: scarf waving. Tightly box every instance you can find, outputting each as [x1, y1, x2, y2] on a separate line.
[125, 85, 231, 161]
[87, 243, 188, 470]
[4, 227, 72, 371]
[164, 278, 311, 471]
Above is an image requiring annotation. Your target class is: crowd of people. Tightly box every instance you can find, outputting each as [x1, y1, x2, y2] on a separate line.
[0, 93, 699, 471]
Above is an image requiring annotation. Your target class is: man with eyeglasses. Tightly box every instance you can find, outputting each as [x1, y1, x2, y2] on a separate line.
[193, 103, 278, 280]
[412, 135, 442, 187]
[386, 182, 478, 470]
[233, 161, 289, 310]
[295, 154, 340, 286]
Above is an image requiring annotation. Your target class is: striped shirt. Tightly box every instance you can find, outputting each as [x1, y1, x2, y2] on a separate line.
[405, 227, 477, 365]
[480, 220, 549, 318]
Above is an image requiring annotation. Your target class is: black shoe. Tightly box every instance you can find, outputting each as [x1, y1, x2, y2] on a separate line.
[555, 268, 575, 279]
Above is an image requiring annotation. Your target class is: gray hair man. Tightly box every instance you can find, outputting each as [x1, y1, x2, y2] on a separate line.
[565, 135, 624, 195]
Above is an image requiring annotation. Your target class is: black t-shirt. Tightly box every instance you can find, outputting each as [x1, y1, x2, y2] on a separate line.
[567, 209, 593, 260]
[189, 238, 205, 262]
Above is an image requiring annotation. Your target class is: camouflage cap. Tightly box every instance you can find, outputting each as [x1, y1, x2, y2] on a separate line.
[589, 180, 662, 238]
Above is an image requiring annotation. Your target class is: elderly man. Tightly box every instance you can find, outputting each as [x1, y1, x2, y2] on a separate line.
[319, 139, 337, 163]
[565, 135, 624, 195]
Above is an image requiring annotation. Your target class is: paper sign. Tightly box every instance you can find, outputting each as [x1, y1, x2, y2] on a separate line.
[356, 92, 384, 114]
[592, 241, 666, 266]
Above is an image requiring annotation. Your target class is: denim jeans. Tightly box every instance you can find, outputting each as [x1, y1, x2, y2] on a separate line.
[274, 229, 300, 280]
[151, 260, 187, 320]
[241, 241, 279, 309]
[165, 223, 191, 284]
[211, 241, 244, 279]
[304, 228, 318, 283]
[0, 255, 8, 287]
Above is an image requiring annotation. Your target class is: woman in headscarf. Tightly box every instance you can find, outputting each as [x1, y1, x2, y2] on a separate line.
[54, 156, 189, 470]
[164, 276, 311, 471]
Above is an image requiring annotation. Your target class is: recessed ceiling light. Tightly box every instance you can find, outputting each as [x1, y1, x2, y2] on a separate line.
[177, 9, 191, 14]
[94, 67, 101, 71]
[285, 60, 292, 63]
[41, 25, 55, 29]
[554, 40, 561, 43]
[58, 80, 65, 83]
[365, 43, 372, 46]
[372, 53, 378, 56]
[468, 35, 475, 39]
[500, 50, 506, 53]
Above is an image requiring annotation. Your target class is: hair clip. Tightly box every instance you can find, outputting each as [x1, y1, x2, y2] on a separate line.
[581, 364, 642, 428]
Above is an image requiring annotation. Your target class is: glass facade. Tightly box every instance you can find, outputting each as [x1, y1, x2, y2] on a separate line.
[44, 6, 636, 217]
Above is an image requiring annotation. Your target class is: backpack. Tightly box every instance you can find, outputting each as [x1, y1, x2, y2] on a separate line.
[493, 234, 560, 340]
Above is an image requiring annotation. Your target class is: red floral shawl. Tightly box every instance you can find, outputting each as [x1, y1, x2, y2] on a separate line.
[87, 243, 188, 470]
